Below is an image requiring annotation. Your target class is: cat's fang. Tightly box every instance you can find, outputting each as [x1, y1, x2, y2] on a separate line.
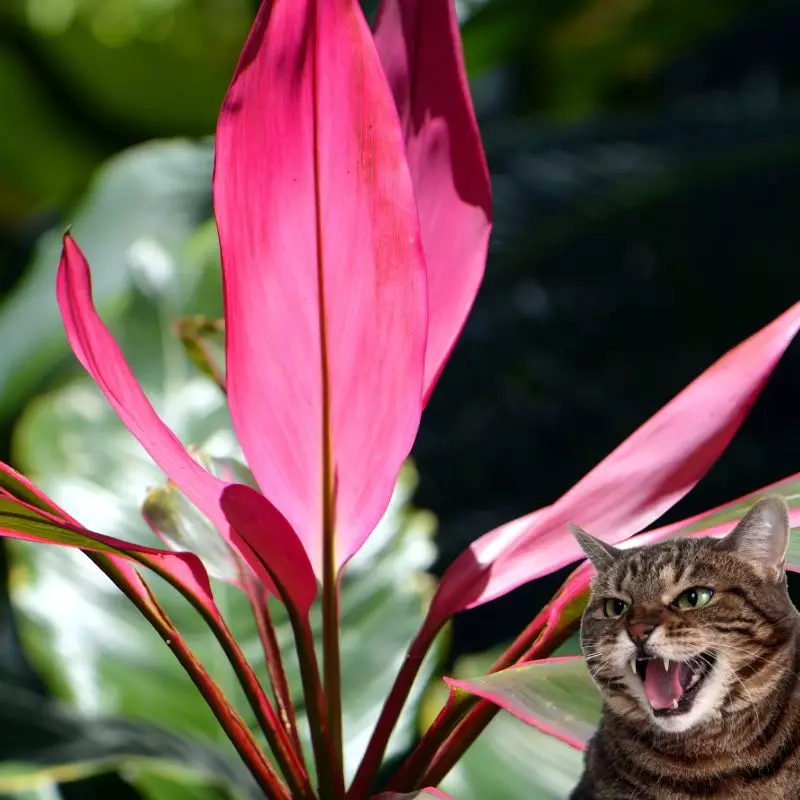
[671, 699, 679, 709]
[663, 657, 669, 671]
[630, 656, 637, 675]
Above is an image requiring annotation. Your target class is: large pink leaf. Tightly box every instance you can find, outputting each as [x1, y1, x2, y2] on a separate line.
[215, 0, 428, 575]
[447, 657, 596, 751]
[431, 301, 800, 621]
[374, 0, 492, 401]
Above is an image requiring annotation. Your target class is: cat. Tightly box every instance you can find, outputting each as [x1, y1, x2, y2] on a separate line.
[568, 496, 800, 799]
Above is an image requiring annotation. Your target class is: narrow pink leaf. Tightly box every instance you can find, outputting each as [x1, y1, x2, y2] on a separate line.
[549, 473, 800, 626]
[57, 234, 229, 537]
[431, 302, 800, 621]
[0, 491, 220, 621]
[375, 791, 452, 799]
[221, 484, 317, 615]
[447, 656, 596, 750]
[215, 0, 428, 574]
[374, 0, 492, 400]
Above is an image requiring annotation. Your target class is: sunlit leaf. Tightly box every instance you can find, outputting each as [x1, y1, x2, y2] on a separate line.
[448, 656, 597, 750]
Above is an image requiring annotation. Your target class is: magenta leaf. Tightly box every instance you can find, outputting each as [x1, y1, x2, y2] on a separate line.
[0, 491, 220, 620]
[57, 234, 230, 538]
[448, 657, 598, 751]
[57, 233, 318, 610]
[374, 0, 492, 401]
[221, 484, 318, 615]
[215, 0, 428, 577]
[430, 301, 800, 622]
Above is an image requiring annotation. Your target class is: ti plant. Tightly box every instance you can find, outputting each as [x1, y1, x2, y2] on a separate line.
[2, 1, 800, 798]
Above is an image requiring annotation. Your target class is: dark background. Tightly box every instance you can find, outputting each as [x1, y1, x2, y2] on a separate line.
[0, 0, 799, 796]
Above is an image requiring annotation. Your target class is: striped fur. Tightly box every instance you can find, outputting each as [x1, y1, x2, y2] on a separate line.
[571, 498, 800, 799]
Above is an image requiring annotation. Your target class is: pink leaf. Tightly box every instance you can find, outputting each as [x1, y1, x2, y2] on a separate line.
[57, 234, 229, 538]
[447, 656, 596, 751]
[221, 484, 317, 615]
[374, 0, 492, 401]
[215, 0, 428, 575]
[431, 302, 800, 622]
[550, 473, 800, 625]
[0, 488, 220, 622]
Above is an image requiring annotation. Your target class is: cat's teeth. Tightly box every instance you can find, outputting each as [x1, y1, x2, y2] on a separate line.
[663, 657, 669, 671]
[671, 699, 679, 710]
[630, 656, 637, 675]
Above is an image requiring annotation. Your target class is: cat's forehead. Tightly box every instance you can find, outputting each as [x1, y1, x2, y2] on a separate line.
[593, 538, 718, 595]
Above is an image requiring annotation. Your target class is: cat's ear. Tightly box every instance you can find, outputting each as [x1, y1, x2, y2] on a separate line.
[719, 496, 790, 579]
[568, 523, 621, 572]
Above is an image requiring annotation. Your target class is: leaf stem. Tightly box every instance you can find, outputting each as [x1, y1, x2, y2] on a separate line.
[142, 556, 314, 799]
[408, 614, 581, 791]
[348, 619, 442, 797]
[242, 565, 306, 759]
[321, 544, 343, 770]
[388, 580, 585, 792]
[88, 552, 289, 800]
[289, 608, 345, 799]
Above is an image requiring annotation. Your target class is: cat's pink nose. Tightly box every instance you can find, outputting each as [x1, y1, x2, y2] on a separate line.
[627, 622, 656, 644]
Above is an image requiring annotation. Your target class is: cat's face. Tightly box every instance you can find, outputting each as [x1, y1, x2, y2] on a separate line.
[574, 497, 795, 735]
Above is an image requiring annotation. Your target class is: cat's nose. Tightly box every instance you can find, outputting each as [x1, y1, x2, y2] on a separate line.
[627, 622, 656, 644]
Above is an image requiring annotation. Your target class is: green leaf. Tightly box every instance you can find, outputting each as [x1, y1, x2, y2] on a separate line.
[431, 648, 584, 800]
[448, 657, 598, 750]
[0, 138, 215, 421]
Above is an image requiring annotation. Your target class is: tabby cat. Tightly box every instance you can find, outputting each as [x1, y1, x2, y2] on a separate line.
[569, 496, 800, 799]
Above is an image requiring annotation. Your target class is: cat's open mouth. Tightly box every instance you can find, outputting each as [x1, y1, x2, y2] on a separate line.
[632, 652, 716, 716]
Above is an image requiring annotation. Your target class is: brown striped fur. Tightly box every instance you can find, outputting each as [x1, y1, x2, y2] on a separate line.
[570, 497, 800, 799]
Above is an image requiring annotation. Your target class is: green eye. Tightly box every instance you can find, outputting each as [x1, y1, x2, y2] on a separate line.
[603, 598, 629, 618]
[675, 587, 714, 609]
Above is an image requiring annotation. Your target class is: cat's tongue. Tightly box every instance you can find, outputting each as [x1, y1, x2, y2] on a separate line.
[644, 659, 688, 710]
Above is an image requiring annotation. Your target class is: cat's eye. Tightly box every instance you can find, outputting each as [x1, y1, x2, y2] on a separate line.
[603, 598, 629, 618]
[674, 587, 714, 610]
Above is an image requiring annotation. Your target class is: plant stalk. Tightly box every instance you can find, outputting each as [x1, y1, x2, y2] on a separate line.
[348, 619, 442, 797]
[410, 616, 581, 791]
[88, 552, 289, 800]
[243, 566, 306, 759]
[322, 538, 343, 771]
[290, 607, 345, 799]
[388, 583, 583, 792]
[145, 557, 314, 799]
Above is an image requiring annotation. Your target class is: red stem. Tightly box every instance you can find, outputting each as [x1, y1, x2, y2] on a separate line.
[242, 566, 306, 759]
[289, 610, 345, 799]
[88, 552, 289, 799]
[412, 616, 581, 791]
[142, 557, 314, 799]
[388, 582, 584, 793]
[348, 619, 442, 798]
